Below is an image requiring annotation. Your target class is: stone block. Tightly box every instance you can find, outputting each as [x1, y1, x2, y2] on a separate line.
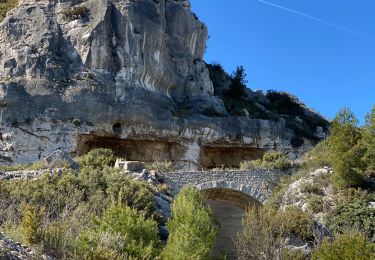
[115, 160, 145, 172]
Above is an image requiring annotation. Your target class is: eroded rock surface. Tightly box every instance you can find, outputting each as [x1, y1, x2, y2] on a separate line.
[0, 0, 328, 168]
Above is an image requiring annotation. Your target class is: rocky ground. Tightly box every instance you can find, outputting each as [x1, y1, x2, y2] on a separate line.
[0, 233, 52, 260]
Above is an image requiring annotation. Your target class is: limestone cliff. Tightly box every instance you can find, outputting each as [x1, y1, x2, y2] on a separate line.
[0, 0, 328, 169]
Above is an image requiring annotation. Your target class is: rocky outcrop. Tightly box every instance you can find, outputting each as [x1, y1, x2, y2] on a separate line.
[0, 0, 328, 169]
[0, 233, 52, 260]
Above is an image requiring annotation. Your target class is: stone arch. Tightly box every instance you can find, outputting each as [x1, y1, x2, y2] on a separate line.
[194, 180, 266, 205]
[194, 181, 263, 258]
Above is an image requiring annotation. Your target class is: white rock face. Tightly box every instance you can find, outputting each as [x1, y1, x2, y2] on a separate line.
[0, 0, 327, 168]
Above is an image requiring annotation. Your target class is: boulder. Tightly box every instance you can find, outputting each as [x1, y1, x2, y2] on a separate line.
[44, 150, 79, 169]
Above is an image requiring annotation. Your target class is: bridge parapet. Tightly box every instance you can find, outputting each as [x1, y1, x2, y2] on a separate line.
[160, 170, 286, 204]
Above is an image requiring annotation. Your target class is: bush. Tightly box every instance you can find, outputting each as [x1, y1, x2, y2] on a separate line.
[326, 193, 375, 241]
[0, 160, 48, 172]
[282, 206, 314, 240]
[76, 205, 161, 259]
[146, 161, 176, 173]
[307, 194, 324, 213]
[77, 148, 115, 170]
[302, 182, 323, 195]
[0, 0, 17, 22]
[240, 151, 291, 171]
[0, 166, 157, 257]
[21, 204, 43, 245]
[312, 231, 374, 260]
[235, 206, 313, 260]
[234, 206, 285, 260]
[162, 187, 218, 260]
[63, 5, 89, 20]
[301, 139, 332, 171]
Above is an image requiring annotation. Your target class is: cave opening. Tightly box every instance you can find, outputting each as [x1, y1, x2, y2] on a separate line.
[76, 134, 186, 162]
[198, 146, 266, 170]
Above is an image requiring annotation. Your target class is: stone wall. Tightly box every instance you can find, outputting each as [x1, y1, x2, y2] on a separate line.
[161, 169, 286, 204]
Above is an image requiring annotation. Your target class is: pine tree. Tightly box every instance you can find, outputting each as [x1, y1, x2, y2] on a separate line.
[362, 105, 375, 173]
[226, 66, 247, 98]
[162, 187, 218, 260]
[329, 108, 365, 188]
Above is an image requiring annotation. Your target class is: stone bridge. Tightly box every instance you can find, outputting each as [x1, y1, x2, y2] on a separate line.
[161, 169, 286, 258]
[161, 169, 285, 205]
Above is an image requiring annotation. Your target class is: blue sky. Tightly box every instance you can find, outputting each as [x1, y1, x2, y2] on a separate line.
[190, 0, 375, 123]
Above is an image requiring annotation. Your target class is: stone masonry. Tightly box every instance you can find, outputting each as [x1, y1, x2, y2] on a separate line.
[161, 169, 286, 204]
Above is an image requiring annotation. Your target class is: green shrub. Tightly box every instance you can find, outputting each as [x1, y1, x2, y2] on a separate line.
[235, 206, 285, 260]
[0, 0, 17, 22]
[282, 206, 314, 240]
[302, 182, 323, 195]
[0, 166, 157, 257]
[312, 231, 374, 260]
[326, 193, 375, 241]
[239, 159, 263, 170]
[302, 139, 332, 170]
[77, 148, 115, 170]
[146, 161, 176, 172]
[0, 160, 47, 172]
[21, 204, 43, 245]
[162, 187, 218, 260]
[76, 205, 161, 259]
[240, 151, 291, 171]
[63, 5, 89, 20]
[307, 194, 323, 213]
[235, 206, 314, 260]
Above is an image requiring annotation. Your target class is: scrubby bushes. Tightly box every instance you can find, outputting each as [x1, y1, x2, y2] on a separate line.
[146, 161, 176, 173]
[21, 204, 43, 245]
[76, 148, 116, 170]
[0, 149, 157, 258]
[326, 190, 375, 241]
[240, 151, 291, 171]
[312, 231, 374, 260]
[235, 206, 313, 259]
[0, 160, 48, 172]
[162, 187, 218, 260]
[77, 204, 161, 259]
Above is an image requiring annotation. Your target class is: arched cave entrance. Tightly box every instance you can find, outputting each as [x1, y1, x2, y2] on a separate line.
[76, 134, 187, 162]
[200, 188, 261, 259]
[199, 146, 266, 169]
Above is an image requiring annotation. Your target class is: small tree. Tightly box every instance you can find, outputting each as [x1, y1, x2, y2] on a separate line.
[312, 231, 374, 260]
[362, 105, 375, 173]
[329, 108, 365, 188]
[162, 187, 218, 260]
[226, 66, 247, 98]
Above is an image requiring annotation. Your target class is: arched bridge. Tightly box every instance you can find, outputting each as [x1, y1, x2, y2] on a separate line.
[161, 169, 285, 205]
[161, 169, 286, 258]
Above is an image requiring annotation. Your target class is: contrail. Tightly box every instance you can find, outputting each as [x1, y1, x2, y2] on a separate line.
[257, 0, 375, 40]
